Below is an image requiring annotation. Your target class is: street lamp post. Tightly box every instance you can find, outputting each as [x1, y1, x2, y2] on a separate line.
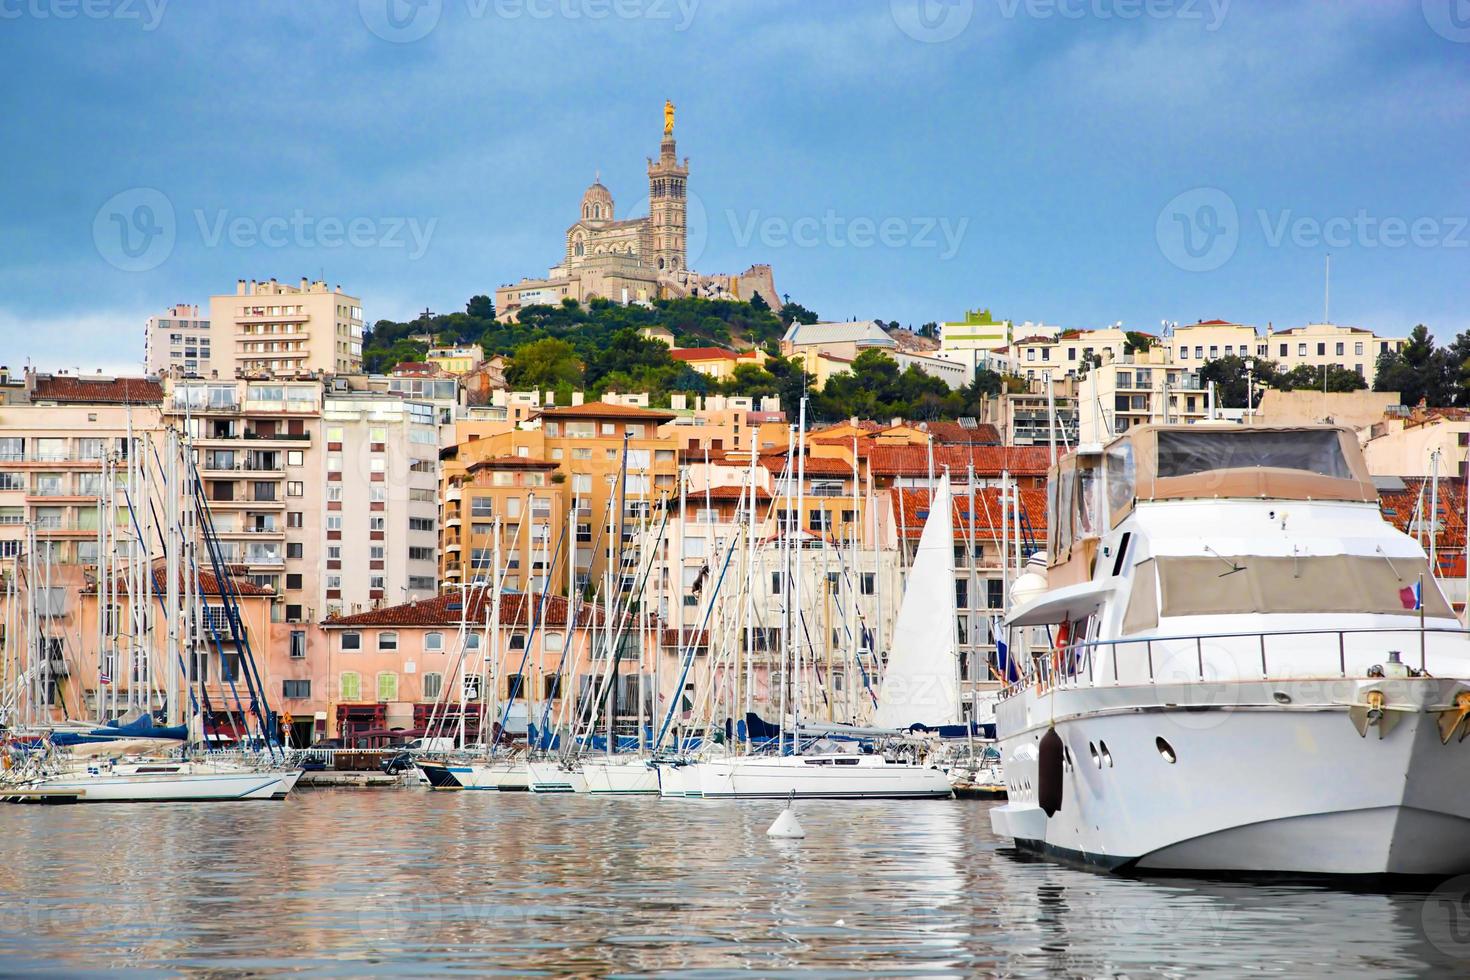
[1245, 358, 1255, 425]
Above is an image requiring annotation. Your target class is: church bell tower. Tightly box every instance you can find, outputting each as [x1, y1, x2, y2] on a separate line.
[647, 100, 689, 274]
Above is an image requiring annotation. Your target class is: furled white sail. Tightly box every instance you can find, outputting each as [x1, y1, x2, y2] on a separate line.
[872, 482, 961, 729]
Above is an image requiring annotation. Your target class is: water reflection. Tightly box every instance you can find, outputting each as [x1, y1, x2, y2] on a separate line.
[0, 792, 1466, 975]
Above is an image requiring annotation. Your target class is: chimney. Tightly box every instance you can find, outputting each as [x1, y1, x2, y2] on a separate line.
[236, 279, 246, 296]
[300, 277, 308, 290]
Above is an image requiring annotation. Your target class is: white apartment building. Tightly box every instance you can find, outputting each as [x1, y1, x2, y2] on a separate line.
[1013, 327, 1130, 385]
[1077, 348, 1212, 443]
[144, 304, 211, 377]
[209, 278, 363, 378]
[1267, 323, 1407, 384]
[320, 390, 441, 618]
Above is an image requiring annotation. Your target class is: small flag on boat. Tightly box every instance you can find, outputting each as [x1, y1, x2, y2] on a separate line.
[1399, 583, 1422, 610]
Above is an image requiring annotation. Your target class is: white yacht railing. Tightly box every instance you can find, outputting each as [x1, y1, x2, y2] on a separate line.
[1002, 625, 1470, 698]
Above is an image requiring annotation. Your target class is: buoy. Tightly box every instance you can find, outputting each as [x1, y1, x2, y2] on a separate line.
[767, 792, 805, 839]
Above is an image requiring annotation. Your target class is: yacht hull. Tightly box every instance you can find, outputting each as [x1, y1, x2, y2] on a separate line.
[991, 677, 1470, 875]
[419, 759, 529, 791]
[3, 762, 301, 804]
[582, 759, 659, 795]
[695, 755, 953, 800]
[527, 761, 587, 793]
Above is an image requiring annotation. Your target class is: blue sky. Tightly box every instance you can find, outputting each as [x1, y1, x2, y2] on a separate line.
[1, 0, 1466, 371]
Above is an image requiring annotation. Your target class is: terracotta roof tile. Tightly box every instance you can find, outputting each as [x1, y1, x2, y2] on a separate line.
[323, 591, 615, 628]
[534, 401, 677, 422]
[669, 347, 757, 362]
[869, 445, 1054, 478]
[891, 487, 1049, 539]
[33, 376, 163, 405]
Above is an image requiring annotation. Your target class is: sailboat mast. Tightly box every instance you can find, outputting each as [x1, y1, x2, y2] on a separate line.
[793, 397, 806, 742]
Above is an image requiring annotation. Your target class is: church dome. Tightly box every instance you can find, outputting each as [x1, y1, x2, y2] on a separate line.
[581, 179, 614, 223]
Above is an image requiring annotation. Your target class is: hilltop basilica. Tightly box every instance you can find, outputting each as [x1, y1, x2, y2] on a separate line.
[494, 103, 778, 321]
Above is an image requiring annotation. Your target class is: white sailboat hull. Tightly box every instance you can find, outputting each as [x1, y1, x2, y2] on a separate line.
[991, 677, 1470, 875]
[654, 760, 706, 798]
[582, 758, 659, 795]
[423, 759, 530, 791]
[3, 761, 301, 804]
[527, 760, 587, 793]
[693, 754, 953, 800]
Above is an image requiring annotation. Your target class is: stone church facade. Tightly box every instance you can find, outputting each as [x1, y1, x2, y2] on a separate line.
[495, 107, 777, 321]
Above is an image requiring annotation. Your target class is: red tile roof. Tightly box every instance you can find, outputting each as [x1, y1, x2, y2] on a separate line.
[869, 445, 1054, 478]
[1379, 477, 1467, 554]
[33, 376, 163, 405]
[534, 401, 677, 422]
[758, 453, 855, 476]
[920, 421, 1001, 445]
[88, 563, 272, 597]
[669, 347, 756, 362]
[323, 591, 617, 628]
[673, 485, 772, 505]
[891, 487, 1049, 539]
[464, 456, 560, 473]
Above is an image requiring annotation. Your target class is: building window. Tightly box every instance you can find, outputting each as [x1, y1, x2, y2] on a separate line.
[286, 604, 303, 622]
[376, 671, 398, 702]
[286, 573, 302, 590]
[287, 481, 303, 497]
[290, 630, 306, 659]
[378, 631, 398, 651]
[422, 672, 443, 700]
[861, 573, 876, 595]
[341, 631, 361, 652]
[287, 542, 303, 559]
[425, 632, 443, 652]
[283, 679, 310, 699]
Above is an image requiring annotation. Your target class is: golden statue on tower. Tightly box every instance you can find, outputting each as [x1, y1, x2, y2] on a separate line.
[663, 99, 675, 137]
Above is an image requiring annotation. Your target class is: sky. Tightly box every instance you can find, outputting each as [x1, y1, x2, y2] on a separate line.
[0, 0, 1466, 372]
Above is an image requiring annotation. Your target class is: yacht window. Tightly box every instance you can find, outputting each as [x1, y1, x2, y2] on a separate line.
[1121, 558, 1159, 634]
[1155, 555, 1451, 618]
[1156, 430, 1351, 480]
[1077, 465, 1100, 536]
[1106, 443, 1135, 520]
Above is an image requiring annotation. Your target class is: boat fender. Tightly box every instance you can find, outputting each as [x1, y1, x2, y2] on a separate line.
[1037, 728, 1063, 817]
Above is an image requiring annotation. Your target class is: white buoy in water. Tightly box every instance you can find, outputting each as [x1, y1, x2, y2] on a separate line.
[767, 793, 805, 839]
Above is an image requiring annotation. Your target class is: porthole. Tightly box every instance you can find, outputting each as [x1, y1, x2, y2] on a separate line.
[1273, 691, 1292, 705]
[1156, 736, 1177, 764]
[1088, 742, 1101, 769]
[1099, 741, 1113, 768]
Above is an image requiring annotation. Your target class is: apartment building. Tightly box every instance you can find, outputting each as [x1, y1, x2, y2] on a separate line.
[449, 402, 681, 591]
[441, 456, 568, 591]
[1077, 348, 1211, 442]
[1268, 323, 1406, 384]
[209, 278, 363, 378]
[1168, 320, 1265, 366]
[1012, 327, 1130, 384]
[166, 378, 321, 625]
[320, 389, 441, 618]
[144, 304, 211, 376]
[426, 344, 484, 375]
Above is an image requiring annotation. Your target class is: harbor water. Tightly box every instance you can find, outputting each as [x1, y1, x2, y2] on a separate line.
[3, 790, 1469, 976]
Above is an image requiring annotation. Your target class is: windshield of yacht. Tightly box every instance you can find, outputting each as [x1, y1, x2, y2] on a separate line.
[1155, 430, 1352, 479]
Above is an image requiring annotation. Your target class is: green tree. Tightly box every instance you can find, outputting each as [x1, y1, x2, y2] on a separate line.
[506, 337, 584, 390]
[1197, 355, 1278, 409]
[466, 295, 495, 320]
[1374, 324, 1453, 406]
[1275, 364, 1367, 393]
[779, 301, 819, 327]
[1124, 331, 1157, 355]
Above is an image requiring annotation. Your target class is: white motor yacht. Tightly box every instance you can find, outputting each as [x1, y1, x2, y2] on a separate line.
[991, 424, 1470, 875]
